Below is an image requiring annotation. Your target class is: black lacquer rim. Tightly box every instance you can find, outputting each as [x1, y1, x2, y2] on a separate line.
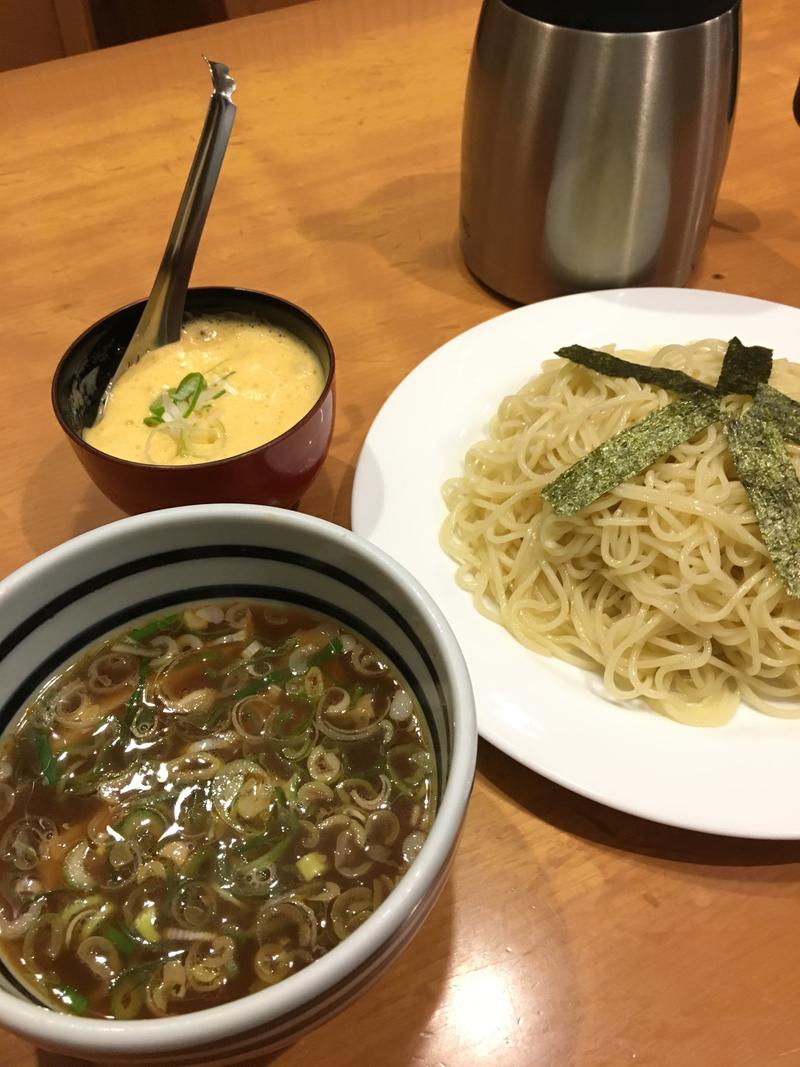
[51, 287, 336, 472]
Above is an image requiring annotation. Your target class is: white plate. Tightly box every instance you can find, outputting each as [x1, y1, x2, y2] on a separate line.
[352, 287, 800, 839]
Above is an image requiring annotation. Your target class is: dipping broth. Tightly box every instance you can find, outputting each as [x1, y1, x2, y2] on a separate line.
[83, 315, 326, 465]
[0, 601, 435, 1019]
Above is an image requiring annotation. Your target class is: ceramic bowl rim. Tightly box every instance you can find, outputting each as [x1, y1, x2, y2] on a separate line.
[0, 504, 476, 1056]
[51, 287, 336, 473]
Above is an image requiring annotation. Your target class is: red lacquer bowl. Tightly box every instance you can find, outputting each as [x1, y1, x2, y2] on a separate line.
[52, 287, 335, 514]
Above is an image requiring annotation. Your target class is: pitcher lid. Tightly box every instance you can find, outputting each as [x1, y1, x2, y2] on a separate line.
[502, 0, 739, 32]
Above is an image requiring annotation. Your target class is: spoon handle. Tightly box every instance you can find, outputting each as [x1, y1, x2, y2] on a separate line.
[121, 58, 237, 367]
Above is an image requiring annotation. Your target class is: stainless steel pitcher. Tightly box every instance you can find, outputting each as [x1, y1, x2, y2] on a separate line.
[460, 0, 741, 303]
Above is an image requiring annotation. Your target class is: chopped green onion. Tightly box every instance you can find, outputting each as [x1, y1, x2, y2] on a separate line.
[211, 370, 235, 401]
[184, 844, 212, 879]
[63, 841, 96, 891]
[143, 369, 233, 428]
[34, 731, 58, 786]
[347, 756, 386, 780]
[123, 659, 148, 728]
[244, 835, 294, 872]
[286, 686, 315, 705]
[130, 704, 156, 738]
[270, 707, 311, 739]
[308, 637, 343, 666]
[118, 807, 167, 848]
[205, 700, 232, 730]
[50, 982, 88, 1015]
[171, 372, 206, 404]
[108, 962, 161, 1019]
[144, 396, 166, 427]
[233, 668, 292, 701]
[296, 851, 327, 882]
[129, 614, 180, 643]
[285, 772, 302, 803]
[240, 830, 273, 855]
[100, 923, 138, 959]
[183, 381, 206, 416]
[232, 643, 341, 702]
[133, 902, 160, 943]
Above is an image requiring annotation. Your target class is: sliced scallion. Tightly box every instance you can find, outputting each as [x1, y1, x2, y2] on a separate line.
[129, 614, 180, 643]
[34, 731, 58, 786]
[308, 637, 343, 666]
[50, 982, 88, 1015]
[100, 923, 138, 959]
[233, 668, 292, 701]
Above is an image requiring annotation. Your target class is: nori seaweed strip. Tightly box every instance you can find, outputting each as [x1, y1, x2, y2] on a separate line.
[715, 337, 773, 396]
[556, 345, 714, 397]
[724, 408, 800, 598]
[754, 384, 800, 445]
[542, 393, 720, 516]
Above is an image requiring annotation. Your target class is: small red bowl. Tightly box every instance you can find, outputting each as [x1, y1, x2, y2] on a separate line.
[52, 287, 335, 514]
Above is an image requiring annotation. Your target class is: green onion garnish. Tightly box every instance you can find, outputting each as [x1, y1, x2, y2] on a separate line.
[100, 924, 138, 959]
[50, 982, 88, 1015]
[34, 731, 58, 786]
[233, 668, 292, 701]
[308, 637, 343, 666]
[142, 369, 234, 428]
[171, 372, 205, 404]
[129, 614, 180, 642]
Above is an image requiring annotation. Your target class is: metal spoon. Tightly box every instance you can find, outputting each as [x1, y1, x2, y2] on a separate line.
[95, 57, 237, 420]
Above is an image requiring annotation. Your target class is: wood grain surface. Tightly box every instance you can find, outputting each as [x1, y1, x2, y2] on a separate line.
[1, 1, 799, 1064]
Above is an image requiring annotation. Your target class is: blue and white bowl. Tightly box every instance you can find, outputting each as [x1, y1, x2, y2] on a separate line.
[0, 505, 476, 1064]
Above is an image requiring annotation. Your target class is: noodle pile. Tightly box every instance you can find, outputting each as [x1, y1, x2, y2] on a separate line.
[440, 339, 800, 725]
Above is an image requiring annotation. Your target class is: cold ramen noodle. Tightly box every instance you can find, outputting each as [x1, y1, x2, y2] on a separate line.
[441, 338, 800, 726]
[83, 315, 326, 464]
[0, 601, 434, 1018]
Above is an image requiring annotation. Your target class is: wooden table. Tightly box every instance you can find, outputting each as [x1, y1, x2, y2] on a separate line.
[1, 1, 799, 1064]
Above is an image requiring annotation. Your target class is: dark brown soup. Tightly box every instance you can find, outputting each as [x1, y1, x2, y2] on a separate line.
[0, 601, 436, 1018]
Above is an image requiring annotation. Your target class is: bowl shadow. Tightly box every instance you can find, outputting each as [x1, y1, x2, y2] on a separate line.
[37, 1055, 88, 1067]
[21, 442, 124, 557]
[299, 171, 500, 309]
[699, 198, 800, 300]
[478, 740, 800, 873]
[263, 880, 458, 1067]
